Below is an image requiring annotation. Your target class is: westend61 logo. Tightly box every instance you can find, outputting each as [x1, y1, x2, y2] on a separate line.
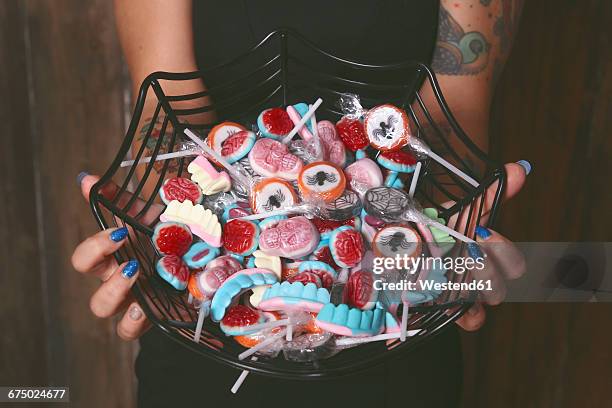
[372, 253, 486, 275]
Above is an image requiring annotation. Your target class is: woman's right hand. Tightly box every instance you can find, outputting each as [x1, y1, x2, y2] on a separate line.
[71, 174, 156, 341]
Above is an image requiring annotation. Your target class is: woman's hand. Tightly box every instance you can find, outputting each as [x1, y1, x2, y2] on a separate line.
[449, 162, 530, 331]
[71, 174, 160, 341]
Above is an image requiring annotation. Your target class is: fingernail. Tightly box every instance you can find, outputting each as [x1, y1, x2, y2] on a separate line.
[122, 259, 139, 279]
[467, 243, 484, 259]
[110, 227, 129, 242]
[516, 160, 532, 175]
[475, 226, 492, 240]
[129, 305, 143, 320]
[76, 171, 89, 186]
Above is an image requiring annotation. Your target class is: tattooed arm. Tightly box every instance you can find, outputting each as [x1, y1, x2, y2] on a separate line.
[425, 0, 524, 153]
[115, 0, 213, 196]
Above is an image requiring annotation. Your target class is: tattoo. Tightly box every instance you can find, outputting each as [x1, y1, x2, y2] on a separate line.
[432, 6, 491, 76]
[492, 0, 523, 83]
[480, 0, 492, 5]
[137, 116, 179, 174]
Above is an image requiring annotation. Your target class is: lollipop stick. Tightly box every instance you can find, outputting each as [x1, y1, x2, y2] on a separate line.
[238, 329, 287, 360]
[408, 161, 422, 198]
[193, 301, 207, 343]
[184, 128, 250, 187]
[230, 357, 257, 394]
[187, 293, 193, 305]
[421, 217, 475, 244]
[335, 330, 421, 346]
[282, 98, 323, 144]
[400, 301, 409, 342]
[234, 318, 290, 334]
[425, 150, 479, 188]
[286, 324, 293, 341]
[237, 208, 298, 221]
[120, 149, 199, 167]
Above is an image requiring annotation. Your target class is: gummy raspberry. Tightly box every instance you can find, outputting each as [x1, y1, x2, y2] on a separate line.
[336, 117, 368, 151]
[222, 305, 261, 328]
[262, 108, 294, 136]
[154, 222, 193, 256]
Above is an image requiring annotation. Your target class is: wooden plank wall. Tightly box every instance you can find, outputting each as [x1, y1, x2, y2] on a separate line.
[0, 1, 137, 407]
[461, 0, 612, 407]
[0, 0, 609, 407]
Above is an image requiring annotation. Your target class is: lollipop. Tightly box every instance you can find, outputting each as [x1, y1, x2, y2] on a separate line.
[258, 216, 320, 259]
[297, 161, 346, 203]
[250, 178, 298, 214]
[364, 104, 411, 151]
[324, 190, 362, 221]
[248, 138, 304, 180]
[207, 122, 255, 164]
[286, 103, 315, 141]
[372, 224, 422, 259]
[363, 187, 475, 244]
[329, 226, 364, 268]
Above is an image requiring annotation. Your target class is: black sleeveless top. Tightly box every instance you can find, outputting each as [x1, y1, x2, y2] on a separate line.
[137, 3, 463, 407]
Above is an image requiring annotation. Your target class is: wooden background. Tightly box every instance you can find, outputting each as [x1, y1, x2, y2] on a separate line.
[0, 0, 609, 407]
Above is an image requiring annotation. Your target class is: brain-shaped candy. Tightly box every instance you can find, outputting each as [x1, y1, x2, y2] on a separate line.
[222, 219, 260, 256]
[159, 177, 203, 205]
[336, 117, 369, 152]
[259, 216, 320, 259]
[344, 270, 378, 310]
[329, 226, 365, 268]
[248, 138, 304, 180]
[156, 255, 190, 291]
[257, 108, 294, 139]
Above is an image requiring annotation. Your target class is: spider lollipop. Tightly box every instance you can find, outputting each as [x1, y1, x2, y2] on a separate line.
[363, 187, 475, 244]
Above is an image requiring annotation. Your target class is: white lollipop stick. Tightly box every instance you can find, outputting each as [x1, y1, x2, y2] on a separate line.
[400, 301, 409, 342]
[426, 150, 479, 187]
[233, 318, 290, 334]
[286, 324, 293, 341]
[187, 293, 193, 305]
[408, 161, 422, 198]
[238, 329, 287, 360]
[193, 301, 207, 343]
[230, 357, 257, 394]
[120, 149, 199, 167]
[282, 98, 323, 144]
[335, 330, 421, 346]
[183, 128, 251, 188]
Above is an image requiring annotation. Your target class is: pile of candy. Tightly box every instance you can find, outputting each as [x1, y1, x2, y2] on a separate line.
[141, 95, 476, 363]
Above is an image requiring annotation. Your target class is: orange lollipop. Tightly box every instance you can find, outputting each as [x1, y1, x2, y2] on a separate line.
[297, 161, 346, 203]
[364, 104, 411, 151]
[250, 178, 298, 214]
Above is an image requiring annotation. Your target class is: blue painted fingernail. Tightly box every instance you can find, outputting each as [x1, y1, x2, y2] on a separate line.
[76, 171, 89, 186]
[122, 260, 139, 279]
[475, 226, 492, 240]
[467, 243, 484, 259]
[516, 160, 532, 175]
[110, 227, 129, 242]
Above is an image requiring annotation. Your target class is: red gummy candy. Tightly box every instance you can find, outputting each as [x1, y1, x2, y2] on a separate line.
[344, 270, 375, 309]
[311, 218, 359, 235]
[287, 271, 322, 288]
[159, 255, 190, 284]
[222, 219, 258, 255]
[332, 229, 364, 268]
[222, 305, 261, 328]
[154, 223, 193, 256]
[336, 117, 368, 152]
[262, 108, 294, 136]
[380, 150, 417, 166]
[311, 246, 340, 271]
[161, 177, 202, 204]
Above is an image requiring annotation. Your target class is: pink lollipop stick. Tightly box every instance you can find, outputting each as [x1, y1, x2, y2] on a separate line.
[281, 98, 323, 144]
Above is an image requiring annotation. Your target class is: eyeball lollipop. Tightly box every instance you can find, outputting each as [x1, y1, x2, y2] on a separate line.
[297, 161, 346, 203]
[364, 104, 411, 151]
[250, 178, 298, 214]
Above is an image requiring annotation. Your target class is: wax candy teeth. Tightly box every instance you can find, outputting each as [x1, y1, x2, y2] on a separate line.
[364, 104, 411, 151]
[372, 224, 422, 259]
[336, 117, 369, 152]
[152, 222, 193, 257]
[211, 268, 279, 321]
[156, 255, 190, 290]
[258, 282, 331, 313]
[248, 138, 304, 180]
[222, 219, 260, 256]
[249, 250, 282, 307]
[220, 305, 266, 336]
[187, 155, 232, 195]
[315, 304, 385, 337]
[250, 178, 298, 214]
[344, 270, 378, 310]
[329, 226, 365, 268]
[159, 177, 203, 205]
[160, 200, 222, 247]
[297, 161, 346, 203]
[298, 260, 337, 290]
[259, 216, 320, 259]
[257, 107, 294, 139]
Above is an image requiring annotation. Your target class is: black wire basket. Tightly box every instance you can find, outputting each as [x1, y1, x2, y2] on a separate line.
[89, 29, 506, 379]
